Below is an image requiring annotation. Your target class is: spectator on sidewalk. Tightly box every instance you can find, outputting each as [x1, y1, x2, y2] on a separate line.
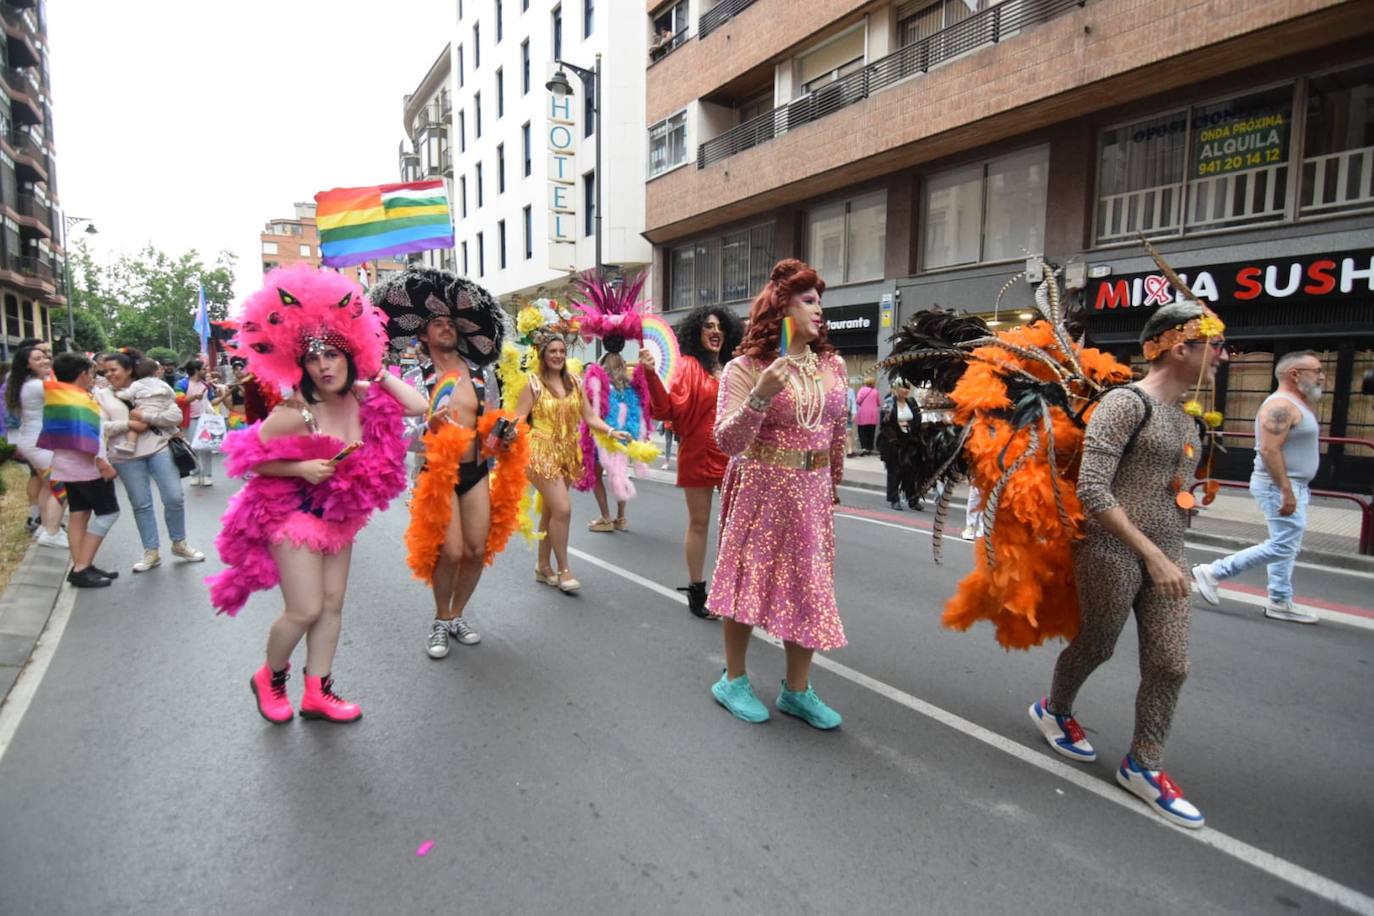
[878, 382, 921, 511]
[845, 379, 858, 458]
[1192, 351, 1325, 624]
[854, 375, 879, 455]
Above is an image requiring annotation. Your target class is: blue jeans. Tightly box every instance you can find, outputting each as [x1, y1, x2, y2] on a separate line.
[1209, 478, 1309, 603]
[114, 447, 188, 550]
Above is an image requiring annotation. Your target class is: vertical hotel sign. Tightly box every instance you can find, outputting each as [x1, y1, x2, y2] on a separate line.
[547, 87, 577, 272]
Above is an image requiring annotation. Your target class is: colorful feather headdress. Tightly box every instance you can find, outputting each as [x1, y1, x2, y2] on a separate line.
[570, 270, 647, 354]
[235, 264, 386, 389]
[515, 297, 581, 349]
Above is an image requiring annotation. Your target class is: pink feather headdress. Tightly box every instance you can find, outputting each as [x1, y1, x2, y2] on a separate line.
[571, 271, 647, 353]
[235, 264, 387, 389]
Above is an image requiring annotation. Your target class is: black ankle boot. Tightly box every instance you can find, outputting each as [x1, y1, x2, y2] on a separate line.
[677, 581, 715, 620]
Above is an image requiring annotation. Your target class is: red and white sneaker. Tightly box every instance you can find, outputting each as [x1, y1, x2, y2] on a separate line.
[299, 673, 362, 723]
[1028, 697, 1096, 761]
[249, 663, 293, 724]
[1116, 754, 1205, 829]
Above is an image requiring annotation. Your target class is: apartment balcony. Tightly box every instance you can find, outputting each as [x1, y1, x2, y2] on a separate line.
[699, 0, 757, 39]
[0, 253, 57, 294]
[1, 6, 40, 68]
[3, 67, 42, 124]
[646, 0, 1368, 242]
[441, 146, 454, 178]
[16, 193, 49, 236]
[2, 128, 46, 181]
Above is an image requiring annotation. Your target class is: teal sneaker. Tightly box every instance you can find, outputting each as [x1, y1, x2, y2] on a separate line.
[711, 671, 770, 723]
[776, 682, 842, 730]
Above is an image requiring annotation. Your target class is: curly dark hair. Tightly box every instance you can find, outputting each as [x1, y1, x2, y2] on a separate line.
[675, 305, 743, 375]
[736, 259, 834, 362]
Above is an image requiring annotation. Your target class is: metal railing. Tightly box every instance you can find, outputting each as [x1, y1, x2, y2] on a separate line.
[1097, 184, 1183, 243]
[16, 192, 48, 224]
[699, 0, 755, 39]
[1188, 162, 1288, 229]
[1301, 145, 1374, 216]
[697, 0, 1085, 168]
[648, 27, 690, 65]
[4, 129, 45, 166]
[8, 254, 55, 284]
[441, 146, 454, 175]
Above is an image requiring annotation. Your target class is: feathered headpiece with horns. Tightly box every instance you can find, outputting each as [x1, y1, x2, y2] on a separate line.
[570, 270, 647, 354]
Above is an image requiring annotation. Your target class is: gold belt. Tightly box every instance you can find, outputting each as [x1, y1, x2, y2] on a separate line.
[745, 442, 830, 470]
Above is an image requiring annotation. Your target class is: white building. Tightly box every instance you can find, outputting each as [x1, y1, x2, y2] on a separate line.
[399, 44, 457, 275]
[447, 0, 652, 304]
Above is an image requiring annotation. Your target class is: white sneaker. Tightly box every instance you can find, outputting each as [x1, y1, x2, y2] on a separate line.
[960, 526, 977, 541]
[449, 617, 481, 645]
[1116, 754, 1205, 829]
[132, 549, 161, 573]
[1264, 600, 1318, 625]
[171, 541, 206, 562]
[1028, 697, 1096, 761]
[36, 528, 69, 549]
[1191, 564, 1220, 606]
[426, 620, 451, 659]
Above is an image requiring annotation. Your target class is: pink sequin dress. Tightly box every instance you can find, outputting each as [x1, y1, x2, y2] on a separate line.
[707, 352, 848, 651]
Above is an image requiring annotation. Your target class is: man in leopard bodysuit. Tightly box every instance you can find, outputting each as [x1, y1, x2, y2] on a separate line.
[1027, 301, 1227, 830]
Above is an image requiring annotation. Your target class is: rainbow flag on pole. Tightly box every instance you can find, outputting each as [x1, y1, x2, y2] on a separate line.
[315, 180, 454, 268]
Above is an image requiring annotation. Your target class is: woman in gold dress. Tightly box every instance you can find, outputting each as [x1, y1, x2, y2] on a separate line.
[513, 336, 630, 592]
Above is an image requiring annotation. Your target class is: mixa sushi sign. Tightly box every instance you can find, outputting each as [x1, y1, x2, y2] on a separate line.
[1089, 249, 1374, 311]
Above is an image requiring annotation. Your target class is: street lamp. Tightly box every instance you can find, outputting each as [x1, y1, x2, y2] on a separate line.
[61, 215, 98, 346]
[545, 54, 602, 277]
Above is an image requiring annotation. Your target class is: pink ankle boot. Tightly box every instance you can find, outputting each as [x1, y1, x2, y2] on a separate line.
[299, 674, 362, 723]
[250, 663, 293, 724]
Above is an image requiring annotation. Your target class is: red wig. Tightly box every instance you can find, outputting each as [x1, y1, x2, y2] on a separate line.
[735, 259, 834, 361]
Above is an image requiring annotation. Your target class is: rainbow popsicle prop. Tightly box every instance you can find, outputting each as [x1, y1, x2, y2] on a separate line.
[779, 316, 795, 357]
[427, 370, 462, 422]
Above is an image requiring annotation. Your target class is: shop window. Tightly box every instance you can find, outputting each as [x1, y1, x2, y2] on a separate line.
[923, 146, 1047, 270]
[668, 222, 775, 311]
[648, 111, 687, 178]
[1302, 63, 1374, 217]
[1348, 349, 1374, 445]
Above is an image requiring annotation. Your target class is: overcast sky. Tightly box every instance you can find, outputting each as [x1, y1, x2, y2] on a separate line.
[49, 0, 452, 306]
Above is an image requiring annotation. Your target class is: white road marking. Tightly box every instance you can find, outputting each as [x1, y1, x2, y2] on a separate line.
[0, 584, 76, 764]
[569, 545, 1374, 916]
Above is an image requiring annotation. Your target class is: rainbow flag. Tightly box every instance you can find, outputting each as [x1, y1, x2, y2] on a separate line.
[36, 381, 102, 456]
[315, 180, 454, 268]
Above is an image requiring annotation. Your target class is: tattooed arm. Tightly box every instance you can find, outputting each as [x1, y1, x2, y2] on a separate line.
[1257, 397, 1299, 516]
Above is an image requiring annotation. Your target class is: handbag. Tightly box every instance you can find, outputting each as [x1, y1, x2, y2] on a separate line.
[191, 394, 228, 452]
[166, 434, 198, 478]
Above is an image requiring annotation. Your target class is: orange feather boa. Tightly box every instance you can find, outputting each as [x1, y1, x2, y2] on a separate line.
[405, 409, 532, 584]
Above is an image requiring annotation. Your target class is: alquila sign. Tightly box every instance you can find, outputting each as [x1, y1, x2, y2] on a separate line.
[1089, 249, 1374, 311]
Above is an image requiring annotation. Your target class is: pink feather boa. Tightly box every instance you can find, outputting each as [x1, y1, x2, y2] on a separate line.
[206, 384, 407, 616]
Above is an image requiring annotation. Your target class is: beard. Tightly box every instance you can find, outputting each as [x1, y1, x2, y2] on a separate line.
[1298, 380, 1323, 402]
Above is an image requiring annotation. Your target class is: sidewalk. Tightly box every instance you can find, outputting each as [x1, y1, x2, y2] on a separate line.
[0, 541, 69, 709]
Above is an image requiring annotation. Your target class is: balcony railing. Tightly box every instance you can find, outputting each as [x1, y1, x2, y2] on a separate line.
[1188, 162, 1287, 230]
[696, 0, 1085, 168]
[1097, 185, 1183, 243]
[16, 192, 49, 224]
[648, 27, 689, 65]
[9, 254, 56, 284]
[5, 128, 45, 166]
[699, 0, 756, 39]
[441, 146, 454, 175]
[1301, 145, 1374, 216]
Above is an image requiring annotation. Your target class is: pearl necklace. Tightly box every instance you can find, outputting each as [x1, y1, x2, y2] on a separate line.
[784, 349, 825, 432]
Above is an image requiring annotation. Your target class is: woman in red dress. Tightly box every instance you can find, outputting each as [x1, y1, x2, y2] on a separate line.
[639, 305, 744, 619]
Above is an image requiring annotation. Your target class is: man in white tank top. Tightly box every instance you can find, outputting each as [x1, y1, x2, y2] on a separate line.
[1192, 351, 1326, 623]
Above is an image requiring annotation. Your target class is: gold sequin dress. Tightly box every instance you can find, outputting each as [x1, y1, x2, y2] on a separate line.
[527, 373, 585, 480]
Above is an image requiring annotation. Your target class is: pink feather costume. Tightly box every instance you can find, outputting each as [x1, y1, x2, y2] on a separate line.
[575, 362, 653, 502]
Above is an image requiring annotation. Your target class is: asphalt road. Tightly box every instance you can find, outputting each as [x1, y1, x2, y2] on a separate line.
[0, 473, 1371, 915]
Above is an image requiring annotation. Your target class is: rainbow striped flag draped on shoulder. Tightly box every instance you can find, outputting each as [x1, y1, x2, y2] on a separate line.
[315, 180, 454, 268]
[36, 380, 102, 456]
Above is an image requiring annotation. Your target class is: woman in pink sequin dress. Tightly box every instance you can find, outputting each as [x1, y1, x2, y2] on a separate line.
[708, 259, 848, 730]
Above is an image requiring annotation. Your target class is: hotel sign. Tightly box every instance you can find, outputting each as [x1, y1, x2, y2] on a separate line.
[547, 89, 577, 272]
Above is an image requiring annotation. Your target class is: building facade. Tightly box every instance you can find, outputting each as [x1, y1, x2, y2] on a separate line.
[446, 0, 653, 305]
[0, 0, 60, 352]
[399, 44, 458, 275]
[643, 0, 1374, 492]
[261, 202, 404, 285]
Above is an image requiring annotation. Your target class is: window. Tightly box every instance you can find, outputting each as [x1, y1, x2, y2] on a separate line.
[650, 2, 689, 60]
[477, 232, 485, 276]
[522, 122, 532, 176]
[523, 205, 533, 259]
[521, 40, 530, 94]
[1302, 62, 1374, 217]
[261, 241, 278, 254]
[668, 223, 775, 310]
[475, 162, 484, 207]
[583, 171, 595, 237]
[495, 0, 503, 41]
[498, 219, 507, 269]
[648, 110, 687, 178]
[496, 68, 504, 118]
[924, 145, 1048, 270]
[299, 244, 312, 258]
[797, 26, 866, 96]
[459, 175, 468, 217]
[456, 45, 464, 87]
[804, 191, 886, 284]
[552, 5, 562, 60]
[473, 23, 480, 68]
[583, 0, 593, 37]
[458, 0, 463, 19]
[584, 89, 594, 139]
[474, 92, 482, 138]
[458, 110, 466, 152]
[461, 240, 469, 274]
[497, 144, 506, 193]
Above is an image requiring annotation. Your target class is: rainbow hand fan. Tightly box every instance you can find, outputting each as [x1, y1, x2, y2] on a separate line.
[639, 316, 680, 386]
[427, 370, 462, 422]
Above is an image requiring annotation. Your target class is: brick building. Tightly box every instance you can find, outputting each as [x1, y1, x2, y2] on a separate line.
[643, 0, 1374, 491]
[260, 202, 404, 286]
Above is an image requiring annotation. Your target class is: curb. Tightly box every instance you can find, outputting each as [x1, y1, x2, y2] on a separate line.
[0, 541, 70, 710]
[1183, 529, 1374, 574]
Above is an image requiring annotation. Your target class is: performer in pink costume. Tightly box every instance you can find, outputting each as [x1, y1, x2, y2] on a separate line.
[708, 259, 849, 730]
[208, 265, 428, 724]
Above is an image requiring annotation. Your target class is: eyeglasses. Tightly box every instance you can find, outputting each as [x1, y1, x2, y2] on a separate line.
[1185, 338, 1228, 352]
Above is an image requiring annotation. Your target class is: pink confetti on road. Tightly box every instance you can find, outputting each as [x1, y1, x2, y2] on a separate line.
[416, 841, 434, 857]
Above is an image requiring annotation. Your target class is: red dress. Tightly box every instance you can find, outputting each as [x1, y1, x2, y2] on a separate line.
[644, 356, 725, 488]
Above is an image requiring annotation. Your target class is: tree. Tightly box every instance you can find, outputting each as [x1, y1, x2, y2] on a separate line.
[48, 306, 109, 353]
[67, 242, 236, 358]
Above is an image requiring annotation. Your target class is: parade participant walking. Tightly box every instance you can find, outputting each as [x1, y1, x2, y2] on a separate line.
[878, 382, 922, 511]
[371, 267, 523, 660]
[207, 265, 428, 724]
[854, 376, 879, 455]
[1192, 351, 1324, 624]
[95, 348, 204, 573]
[706, 259, 849, 729]
[40, 353, 121, 587]
[6, 344, 66, 547]
[511, 306, 631, 593]
[1030, 300, 1227, 829]
[639, 305, 744, 619]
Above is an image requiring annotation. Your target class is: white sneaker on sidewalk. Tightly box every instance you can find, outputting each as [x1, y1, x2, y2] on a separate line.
[36, 528, 69, 549]
[1190, 564, 1220, 606]
[1264, 600, 1318, 625]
